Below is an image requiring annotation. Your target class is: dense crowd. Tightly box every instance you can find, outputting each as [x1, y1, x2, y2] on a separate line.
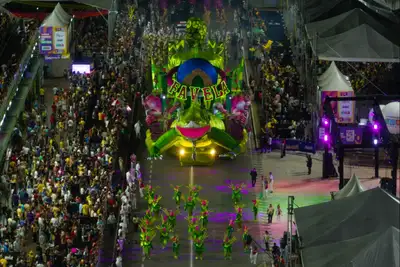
[75, 17, 108, 59]
[0, 8, 143, 266]
[0, 17, 38, 106]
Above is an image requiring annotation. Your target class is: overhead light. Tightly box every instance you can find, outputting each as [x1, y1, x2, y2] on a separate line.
[179, 149, 185, 156]
[210, 149, 216, 156]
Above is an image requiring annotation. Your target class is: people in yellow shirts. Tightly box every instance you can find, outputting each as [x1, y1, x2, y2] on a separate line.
[82, 203, 90, 216]
[0, 256, 7, 267]
[40, 87, 45, 104]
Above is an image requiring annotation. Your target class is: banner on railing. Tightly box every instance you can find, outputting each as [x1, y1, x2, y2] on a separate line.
[40, 26, 70, 59]
[272, 139, 316, 153]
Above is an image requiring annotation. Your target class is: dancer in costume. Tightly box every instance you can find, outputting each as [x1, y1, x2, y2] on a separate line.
[235, 205, 244, 229]
[144, 184, 155, 201]
[242, 225, 250, 252]
[192, 225, 206, 240]
[139, 218, 154, 247]
[200, 199, 209, 212]
[184, 196, 196, 216]
[252, 199, 259, 221]
[162, 208, 178, 228]
[223, 235, 237, 260]
[149, 195, 162, 216]
[194, 234, 207, 260]
[226, 219, 235, 238]
[228, 182, 246, 205]
[200, 210, 210, 228]
[142, 233, 156, 260]
[171, 185, 183, 208]
[185, 216, 199, 238]
[144, 209, 153, 222]
[156, 225, 170, 249]
[187, 184, 202, 200]
[171, 235, 180, 259]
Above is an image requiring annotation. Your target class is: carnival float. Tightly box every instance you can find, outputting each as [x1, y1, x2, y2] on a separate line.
[142, 17, 249, 165]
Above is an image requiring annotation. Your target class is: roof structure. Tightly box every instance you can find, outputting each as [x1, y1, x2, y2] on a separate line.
[0, 0, 113, 10]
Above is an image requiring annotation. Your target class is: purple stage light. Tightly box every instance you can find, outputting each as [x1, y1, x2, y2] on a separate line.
[373, 138, 378, 145]
[323, 134, 329, 142]
[373, 123, 379, 131]
[323, 119, 329, 126]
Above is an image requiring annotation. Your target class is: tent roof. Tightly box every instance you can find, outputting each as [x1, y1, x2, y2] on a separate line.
[0, 0, 113, 10]
[294, 187, 400, 248]
[41, 3, 71, 27]
[314, 24, 400, 62]
[306, 8, 400, 45]
[333, 173, 364, 199]
[302, 226, 400, 267]
[317, 62, 353, 91]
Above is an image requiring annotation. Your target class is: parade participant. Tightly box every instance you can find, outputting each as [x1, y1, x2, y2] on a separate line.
[139, 178, 145, 198]
[184, 195, 196, 216]
[171, 185, 183, 208]
[171, 235, 180, 259]
[156, 225, 170, 249]
[144, 184, 155, 201]
[223, 235, 237, 260]
[242, 225, 251, 252]
[200, 199, 209, 212]
[187, 184, 202, 200]
[162, 208, 178, 228]
[194, 234, 207, 260]
[192, 225, 206, 240]
[149, 195, 162, 216]
[144, 209, 153, 221]
[251, 199, 259, 221]
[226, 219, 235, 238]
[235, 205, 244, 229]
[228, 182, 246, 205]
[142, 233, 156, 260]
[200, 210, 210, 228]
[186, 216, 199, 237]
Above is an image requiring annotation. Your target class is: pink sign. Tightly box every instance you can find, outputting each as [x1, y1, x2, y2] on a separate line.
[321, 91, 355, 123]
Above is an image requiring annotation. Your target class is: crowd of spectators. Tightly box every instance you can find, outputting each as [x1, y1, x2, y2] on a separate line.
[0, 7, 143, 267]
[74, 17, 108, 60]
[0, 17, 38, 108]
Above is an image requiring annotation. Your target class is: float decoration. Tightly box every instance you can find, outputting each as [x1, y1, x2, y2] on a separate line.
[144, 18, 247, 165]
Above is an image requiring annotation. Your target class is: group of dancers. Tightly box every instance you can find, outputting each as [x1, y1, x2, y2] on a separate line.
[138, 181, 261, 260]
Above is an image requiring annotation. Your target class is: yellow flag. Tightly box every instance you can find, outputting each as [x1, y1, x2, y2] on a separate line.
[263, 40, 273, 51]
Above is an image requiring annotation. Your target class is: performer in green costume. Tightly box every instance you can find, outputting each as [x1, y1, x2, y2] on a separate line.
[200, 199, 209, 212]
[171, 185, 183, 208]
[200, 210, 210, 228]
[184, 196, 196, 216]
[194, 234, 207, 260]
[223, 235, 237, 260]
[186, 216, 199, 238]
[242, 225, 250, 252]
[171, 235, 180, 259]
[226, 219, 235, 238]
[162, 208, 178, 228]
[144, 185, 156, 202]
[228, 183, 246, 205]
[149, 195, 162, 216]
[252, 199, 259, 221]
[144, 209, 153, 222]
[187, 184, 202, 200]
[156, 225, 170, 249]
[192, 225, 206, 240]
[235, 205, 244, 229]
[142, 233, 156, 260]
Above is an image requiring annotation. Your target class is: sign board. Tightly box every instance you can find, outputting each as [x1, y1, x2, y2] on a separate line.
[321, 91, 355, 123]
[168, 78, 229, 102]
[339, 127, 363, 145]
[40, 26, 68, 57]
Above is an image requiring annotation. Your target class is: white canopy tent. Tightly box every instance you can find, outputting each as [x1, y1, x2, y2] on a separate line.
[301, 226, 400, 267]
[41, 3, 71, 27]
[294, 187, 400, 248]
[317, 61, 351, 89]
[333, 174, 364, 199]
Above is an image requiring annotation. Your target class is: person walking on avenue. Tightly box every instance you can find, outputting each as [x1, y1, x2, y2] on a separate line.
[268, 172, 274, 193]
[264, 231, 271, 251]
[250, 245, 258, 265]
[267, 204, 275, 223]
[307, 155, 312, 175]
[250, 168, 258, 187]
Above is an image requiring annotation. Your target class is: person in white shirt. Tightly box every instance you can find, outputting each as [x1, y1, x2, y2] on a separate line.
[250, 246, 258, 264]
[115, 255, 122, 267]
[269, 172, 274, 193]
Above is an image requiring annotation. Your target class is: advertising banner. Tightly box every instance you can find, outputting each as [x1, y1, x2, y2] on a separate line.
[272, 139, 316, 153]
[321, 91, 355, 123]
[337, 91, 355, 123]
[39, 26, 68, 56]
[339, 127, 363, 145]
